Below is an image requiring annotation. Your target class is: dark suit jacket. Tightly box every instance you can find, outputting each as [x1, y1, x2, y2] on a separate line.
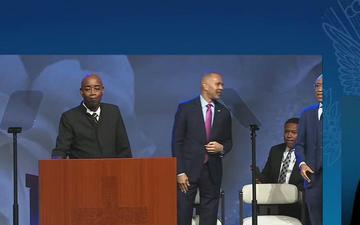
[260, 143, 303, 190]
[295, 104, 322, 187]
[172, 97, 232, 185]
[52, 103, 132, 158]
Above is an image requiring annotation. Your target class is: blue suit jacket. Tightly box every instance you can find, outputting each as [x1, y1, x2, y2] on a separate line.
[171, 97, 232, 185]
[295, 104, 323, 187]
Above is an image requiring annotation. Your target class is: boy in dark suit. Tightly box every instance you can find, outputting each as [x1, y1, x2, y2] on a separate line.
[259, 118, 302, 189]
[255, 118, 305, 220]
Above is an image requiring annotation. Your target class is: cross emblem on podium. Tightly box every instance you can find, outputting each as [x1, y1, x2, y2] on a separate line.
[71, 177, 149, 225]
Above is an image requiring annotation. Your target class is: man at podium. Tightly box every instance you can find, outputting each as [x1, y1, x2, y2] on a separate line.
[52, 74, 132, 159]
[172, 72, 233, 225]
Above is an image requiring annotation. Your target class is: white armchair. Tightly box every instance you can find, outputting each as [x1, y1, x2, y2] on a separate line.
[239, 183, 303, 225]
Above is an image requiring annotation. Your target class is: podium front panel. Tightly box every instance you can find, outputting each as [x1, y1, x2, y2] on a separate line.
[39, 158, 177, 225]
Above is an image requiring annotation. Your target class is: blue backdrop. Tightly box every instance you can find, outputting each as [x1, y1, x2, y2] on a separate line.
[0, 55, 321, 225]
[0, 0, 358, 225]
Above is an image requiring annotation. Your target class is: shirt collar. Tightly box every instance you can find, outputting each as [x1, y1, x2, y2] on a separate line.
[82, 102, 101, 116]
[200, 95, 214, 108]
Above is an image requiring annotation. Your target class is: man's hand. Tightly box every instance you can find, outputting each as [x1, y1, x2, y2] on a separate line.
[205, 141, 223, 154]
[300, 164, 314, 182]
[177, 174, 190, 193]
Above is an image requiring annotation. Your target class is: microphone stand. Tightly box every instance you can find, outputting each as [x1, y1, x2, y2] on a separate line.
[250, 124, 259, 225]
[8, 127, 22, 225]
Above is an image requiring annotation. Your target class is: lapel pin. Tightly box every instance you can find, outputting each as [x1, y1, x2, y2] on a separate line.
[217, 109, 221, 112]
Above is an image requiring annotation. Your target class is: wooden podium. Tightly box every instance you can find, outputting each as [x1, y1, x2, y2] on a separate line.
[39, 158, 177, 225]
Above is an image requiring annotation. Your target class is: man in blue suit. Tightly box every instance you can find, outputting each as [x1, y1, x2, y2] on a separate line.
[172, 73, 232, 225]
[295, 75, 323, 225]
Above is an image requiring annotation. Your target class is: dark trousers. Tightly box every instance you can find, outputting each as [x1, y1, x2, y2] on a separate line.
[177, 164, 220, 225]
[305, 170, 322, 225]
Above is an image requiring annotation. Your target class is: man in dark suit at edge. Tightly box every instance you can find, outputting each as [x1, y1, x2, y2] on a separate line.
[295, 74, 323, 225]
[172, 72, 232, 225]
[52, 74, 132, 159]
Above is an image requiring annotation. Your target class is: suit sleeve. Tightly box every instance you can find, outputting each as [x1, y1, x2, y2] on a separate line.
[115, 108, 132, 158]
[221, 110, 233, 156]
[52, 113, 73, 158]
[261, 147, 274, 183]
[295, 111, 307, 165]
[171, 104, 187, 175]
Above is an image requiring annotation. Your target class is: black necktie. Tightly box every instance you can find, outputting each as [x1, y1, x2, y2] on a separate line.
[87, 112, 98, 124]
[92, 113, 98, 123]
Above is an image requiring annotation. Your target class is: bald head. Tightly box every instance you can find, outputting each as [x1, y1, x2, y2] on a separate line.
[80, 74, 104, 111]
[81, 74, 103, 89]
[201, 73, 224, 102]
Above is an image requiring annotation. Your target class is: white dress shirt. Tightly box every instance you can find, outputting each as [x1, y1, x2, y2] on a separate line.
[82, 102, 101, 121]
[318, 103, 323, 120]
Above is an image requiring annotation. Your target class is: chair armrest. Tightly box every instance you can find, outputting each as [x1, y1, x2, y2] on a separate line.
[239, 191, 243, 225]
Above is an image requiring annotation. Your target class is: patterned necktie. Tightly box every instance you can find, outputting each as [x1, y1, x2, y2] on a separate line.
[91, 113, 98, 124]
[278, 149, 293, 183]
[204, 103, 213, 163]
